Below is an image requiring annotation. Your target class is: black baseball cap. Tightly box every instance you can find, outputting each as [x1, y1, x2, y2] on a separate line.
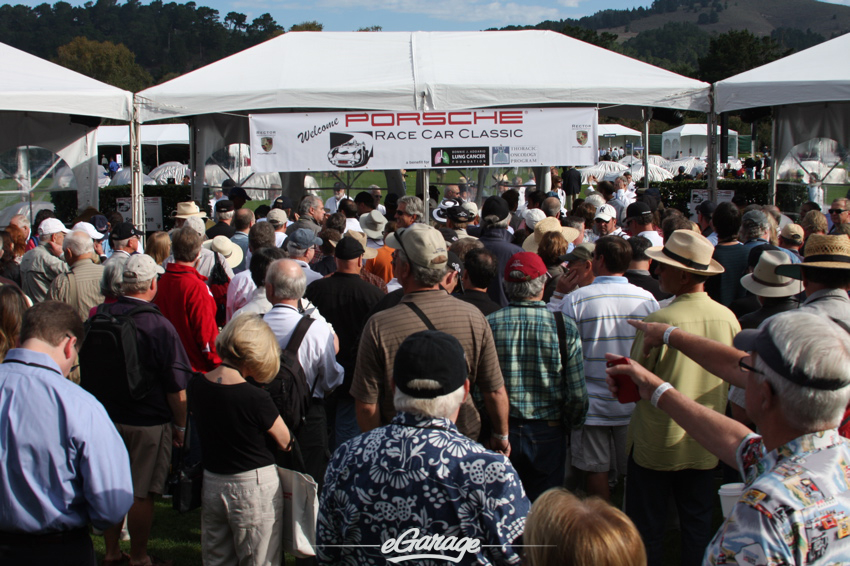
[394, 330, 467, 399]
[110, 222, 143, 240]
[215, 199, 234, 212]
[334, 236, 365, 260]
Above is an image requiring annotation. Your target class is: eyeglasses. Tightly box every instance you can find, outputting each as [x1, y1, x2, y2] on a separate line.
[395, 210, 412, 217]
[594, 218, 610, 224]
[829, 208, 848, 215]
[738, 356, 763, 375]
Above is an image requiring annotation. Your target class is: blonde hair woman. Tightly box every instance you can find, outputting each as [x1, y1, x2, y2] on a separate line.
[524, 488, 646, 566]
[145, 231, 171, 267]
[188, 314, 291, 566]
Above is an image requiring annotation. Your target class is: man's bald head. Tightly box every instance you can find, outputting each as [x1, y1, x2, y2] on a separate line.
[265, 258, 307, 302]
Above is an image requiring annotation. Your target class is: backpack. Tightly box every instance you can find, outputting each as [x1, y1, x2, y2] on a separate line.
[249, 315, 316, 436]
[79, 303, 161, 403]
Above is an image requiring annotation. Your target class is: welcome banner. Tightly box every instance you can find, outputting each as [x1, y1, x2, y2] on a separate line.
[249, 108, 597, 172]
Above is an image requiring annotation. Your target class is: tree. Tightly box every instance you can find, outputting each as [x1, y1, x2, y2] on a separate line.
[697, 30, 790, 83]
[561, 24, 618, 50]
[289, 20, 323, 32]
[225, 11, 247, 31]
[709, 10, 719, 23]
[357, 25, 382, 32]
[697, 12, 709, 24]
[54, 36, 152, 91]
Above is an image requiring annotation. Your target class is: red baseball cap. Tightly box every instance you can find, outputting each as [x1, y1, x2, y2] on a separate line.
[504, 252, 546, 282]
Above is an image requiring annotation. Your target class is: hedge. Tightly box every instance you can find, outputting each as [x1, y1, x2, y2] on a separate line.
[52, 184, 198, 228]
[648, 179, 807, 217]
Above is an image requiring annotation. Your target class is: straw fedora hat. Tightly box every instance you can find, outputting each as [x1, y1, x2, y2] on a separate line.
[741, 250, 804, 297]
[171, 201, 206, 219]
[202, 235, 243, 269]
[645, 230, 724, 276]
[522, 217, 580, 253]
[345, 230, 378, 260]
[359, 210, 387, 240]
[775, 234, 850, 280]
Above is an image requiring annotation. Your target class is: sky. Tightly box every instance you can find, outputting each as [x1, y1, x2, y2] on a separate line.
[10, 0, 850, 31]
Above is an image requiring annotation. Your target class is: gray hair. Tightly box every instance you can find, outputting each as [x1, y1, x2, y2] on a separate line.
[504, 273, 546, 301]
[298, 195, 323, 217]
[394, 380, 466, 419]
[563, 217, 585, 232]
[100, 257, 127, 298]
[63, 231, 94, 256]
[266, 259, 306, 301]
[121, 278, 154, 296]
[112, 237, 131, 250]
[397, 249, 447, 287]
[585, 194, 606, 209]
[752, 312, 850, 431]
[398, 196, 425, 223]
[285, 241, 309, 259]
[219, 210, 234, 221]
[481, 214, 510, 230]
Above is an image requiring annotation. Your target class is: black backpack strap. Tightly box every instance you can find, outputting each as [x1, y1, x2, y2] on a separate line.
[125, 304, 163, 318]
[286, 316, 318, 396]
[404, 302, 437, 331]
[553, 311, 569, 372]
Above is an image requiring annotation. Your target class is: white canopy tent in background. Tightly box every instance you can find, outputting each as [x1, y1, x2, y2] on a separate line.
[0, 42, 133, 218]
[715, 32, 850, 203]
[136, 30, 711, 206]
[97, 123, 189, 168]
[662, 124, 738, 160]
[597, 124, 642, 152]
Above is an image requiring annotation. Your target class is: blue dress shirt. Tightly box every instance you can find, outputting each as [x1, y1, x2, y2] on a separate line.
[0, 349, 133, 533]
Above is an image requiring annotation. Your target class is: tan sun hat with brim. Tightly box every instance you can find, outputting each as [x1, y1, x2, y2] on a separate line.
[775, 234, 850, 280]
[359, 210, 387, 240]
[345, 230, 378, 260]
[741, 250, 804, 298]
[522, 217, 580, 253]
[171, 201, 207, 219]
[645, 230, 725, 276]
[202, 235, 243, 270]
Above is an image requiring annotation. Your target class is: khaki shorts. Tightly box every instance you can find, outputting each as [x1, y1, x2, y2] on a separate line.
[571, 424, 628, 474]
[114, 422, 172, 498]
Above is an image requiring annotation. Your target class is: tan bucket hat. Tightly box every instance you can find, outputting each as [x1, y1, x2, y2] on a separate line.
[645, 230, 724, 276]
[522, 217, 580, 253]
[741, 250, 804, 297]
[345, 230, 378, 260]
[171, 201, 207, 219]
[775, 234, 850, 280]
[202, 235, 243, 269]
[359, 210, 387, 240]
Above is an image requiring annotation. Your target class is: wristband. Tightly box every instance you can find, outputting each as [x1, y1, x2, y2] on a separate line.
[651, 382, 674, 408]
[552, 292, 565, 299]
[662, 326, 678, 346]
[173, 425, 186, 432]
[491, 433, 509, 442]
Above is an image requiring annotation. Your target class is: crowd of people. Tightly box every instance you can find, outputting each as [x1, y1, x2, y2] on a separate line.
[1, 175, 850, 566]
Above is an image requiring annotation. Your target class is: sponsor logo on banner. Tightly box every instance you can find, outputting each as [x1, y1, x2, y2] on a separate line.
[576, 131, 589, 146]
[431, 147, 489, 167]
[261, 137, 274, 152]
[492, 146, 510, 165]
[328, 132, 373, 168]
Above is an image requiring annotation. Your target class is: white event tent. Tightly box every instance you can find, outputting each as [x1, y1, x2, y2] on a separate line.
[136, 31, 711, 203]
[0, 42, 133, 214]
[597, 124, 642, 152]
[662, 124, 738, 160]
[715, 32, 850, 201]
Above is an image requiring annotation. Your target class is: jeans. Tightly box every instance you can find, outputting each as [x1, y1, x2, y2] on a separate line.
[626, 453, 716, 566]
[508, 418, 567, 502]
[333, 396, 361, 451]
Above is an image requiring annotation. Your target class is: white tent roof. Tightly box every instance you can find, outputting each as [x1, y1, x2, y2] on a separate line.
[597, 124, 641, 137]
[1, 42, 133, 121]
[137, 31, 710, 122]
[664, 124, 738, 137]
[715, 33, 850, 113]
[97, 124, 190, 146]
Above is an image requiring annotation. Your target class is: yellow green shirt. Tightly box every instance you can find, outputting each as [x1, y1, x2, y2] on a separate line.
[629, 292, 740, 471]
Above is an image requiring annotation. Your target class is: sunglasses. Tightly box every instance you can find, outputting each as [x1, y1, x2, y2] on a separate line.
[829, 208, 848, 214]
[594, 218, 611, 224]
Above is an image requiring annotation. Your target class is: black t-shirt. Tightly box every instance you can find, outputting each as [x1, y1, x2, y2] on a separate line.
[188, 374, 281, 474]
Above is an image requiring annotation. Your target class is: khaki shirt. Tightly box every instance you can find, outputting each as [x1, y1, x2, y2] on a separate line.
[20, 244, 69, 303]
[48, 258, 105, 321]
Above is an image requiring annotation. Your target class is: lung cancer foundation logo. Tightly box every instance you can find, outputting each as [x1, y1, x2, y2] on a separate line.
[260, 137, 274, 152]
[575, 130, 589, 146]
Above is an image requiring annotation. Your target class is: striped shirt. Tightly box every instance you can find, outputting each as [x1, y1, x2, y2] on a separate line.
[561, 276, 659, 426]
[487, 301, 587, 426]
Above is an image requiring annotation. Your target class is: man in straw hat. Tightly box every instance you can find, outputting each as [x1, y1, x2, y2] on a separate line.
[170, 201, 206, 229]
[351, 224, 511, 453]
[606, 311, 850, 565]
[626, 229, 740, 566]
[557, 235, 659, 502]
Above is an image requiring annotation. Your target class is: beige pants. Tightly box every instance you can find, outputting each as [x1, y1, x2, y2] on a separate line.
[201, 465, 283, 566]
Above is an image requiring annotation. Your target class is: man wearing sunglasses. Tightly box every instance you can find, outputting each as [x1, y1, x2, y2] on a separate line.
[607, 311, 850, 565]
[828, 198, 850, 234]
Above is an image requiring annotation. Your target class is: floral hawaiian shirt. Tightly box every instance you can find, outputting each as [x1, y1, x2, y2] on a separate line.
[706, 429, 850, 565]
[317, 412, 530, 565]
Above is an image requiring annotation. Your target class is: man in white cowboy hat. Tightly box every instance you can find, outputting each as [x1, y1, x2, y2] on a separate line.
[557, 235, 658, 502]
[358, 209, 386, 249]
[626, 229, 740, 566]
[170, 201, 206, 228]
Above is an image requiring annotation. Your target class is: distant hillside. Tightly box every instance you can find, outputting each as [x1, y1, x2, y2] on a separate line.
[600, 0, 850, 41]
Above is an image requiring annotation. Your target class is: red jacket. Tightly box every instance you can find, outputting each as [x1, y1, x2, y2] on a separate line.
[154, 263, 221, 372]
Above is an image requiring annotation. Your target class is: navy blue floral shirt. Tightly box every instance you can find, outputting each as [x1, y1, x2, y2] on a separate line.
[317, 412, 529, 565]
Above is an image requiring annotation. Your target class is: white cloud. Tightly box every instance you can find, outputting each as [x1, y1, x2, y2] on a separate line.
[289, 0, 559, 24]
[816, 0, 850, 5]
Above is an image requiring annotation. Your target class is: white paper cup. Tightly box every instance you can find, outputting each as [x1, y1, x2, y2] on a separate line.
[718, 482, 746, 518]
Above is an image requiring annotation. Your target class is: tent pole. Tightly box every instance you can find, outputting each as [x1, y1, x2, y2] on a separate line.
[642, 108, 651, 190]
[130, 97, 145, 232]
[707, 86, 718, 202]
[769, 110, 778, 206]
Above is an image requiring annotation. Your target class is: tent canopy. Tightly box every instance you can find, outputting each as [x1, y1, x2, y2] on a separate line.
[137, 30, 711, 122]
[598, 124, 641, 137]
[1, 42, 133, 121]
[97, 124, 190, 146]
[662, 124, 738, 160]
[715, 33, 850, 113]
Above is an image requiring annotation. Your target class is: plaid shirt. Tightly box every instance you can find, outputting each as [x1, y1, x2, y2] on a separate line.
[487, 300, 587, 427]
